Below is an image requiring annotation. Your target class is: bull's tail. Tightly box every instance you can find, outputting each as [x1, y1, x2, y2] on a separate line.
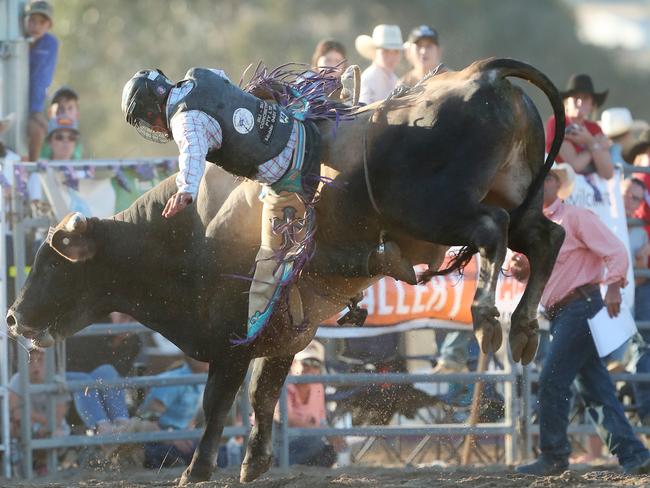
[481, 57, 565, 214]
[420, 58, 564, 282]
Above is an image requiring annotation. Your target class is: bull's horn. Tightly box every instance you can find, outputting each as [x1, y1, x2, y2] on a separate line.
[64, 212, 87, 234]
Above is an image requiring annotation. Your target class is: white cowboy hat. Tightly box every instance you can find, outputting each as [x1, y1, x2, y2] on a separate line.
[0, 112, 15, 134]
[295, 340, 325, 364]
[550, 162, 576, 200]
[600, 107, 633, 138]
[355, 24, 404, 61]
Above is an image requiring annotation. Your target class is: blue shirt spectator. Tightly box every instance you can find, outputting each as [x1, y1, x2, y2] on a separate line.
[139, 357, 208, 470]
[29, 32, 58, 114]
[142, 362, 205, 431]
[25, 1, 58, 161]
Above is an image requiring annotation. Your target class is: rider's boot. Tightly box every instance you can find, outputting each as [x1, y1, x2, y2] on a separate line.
[246, 189, 307, 340]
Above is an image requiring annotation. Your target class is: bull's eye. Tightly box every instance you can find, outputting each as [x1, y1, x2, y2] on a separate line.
[62, 237, 71, 246]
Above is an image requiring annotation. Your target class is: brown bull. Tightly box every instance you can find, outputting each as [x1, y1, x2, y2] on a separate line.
[7, 58, 564, 484]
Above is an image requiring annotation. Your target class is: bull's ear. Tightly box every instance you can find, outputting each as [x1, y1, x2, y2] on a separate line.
[50, 229, 96, 262]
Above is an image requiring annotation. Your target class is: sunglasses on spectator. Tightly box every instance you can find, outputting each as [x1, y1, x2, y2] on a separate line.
[52, 133, 77, 142]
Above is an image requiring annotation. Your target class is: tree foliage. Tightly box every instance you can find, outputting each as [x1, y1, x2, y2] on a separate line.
[49, 0, 649, 157]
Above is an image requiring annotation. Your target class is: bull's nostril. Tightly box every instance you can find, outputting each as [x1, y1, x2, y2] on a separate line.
[6, 313, 16, 327]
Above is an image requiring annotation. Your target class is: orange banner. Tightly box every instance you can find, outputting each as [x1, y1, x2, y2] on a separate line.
[324, 256, 526, 327]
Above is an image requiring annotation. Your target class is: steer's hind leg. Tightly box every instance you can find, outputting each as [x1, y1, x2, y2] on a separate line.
[508, 200, 565, 365]
[240, 355, 294, 483]
[393, 201, 509, 354]
[180, 354, 250, 486]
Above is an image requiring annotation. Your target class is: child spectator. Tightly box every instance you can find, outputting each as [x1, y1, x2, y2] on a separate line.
[25, 0, 58, 162]
[41, 86, 82, 160]
[400, 25, 443, 87]
[137, 356, 209, 469]
[274, 340, 343, 467]
[356, 24, 404, 104]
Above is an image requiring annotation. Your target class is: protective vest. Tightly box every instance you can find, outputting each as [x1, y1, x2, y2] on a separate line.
[167, 68, 294, 179]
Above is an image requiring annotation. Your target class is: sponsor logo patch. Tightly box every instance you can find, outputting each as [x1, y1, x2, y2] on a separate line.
[256, 102, 280, 145]
[233, 108, 255, 134]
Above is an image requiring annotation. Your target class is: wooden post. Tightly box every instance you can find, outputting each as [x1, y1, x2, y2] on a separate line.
[462, 350, 489, 465]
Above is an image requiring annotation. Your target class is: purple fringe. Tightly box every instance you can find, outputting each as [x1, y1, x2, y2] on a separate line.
[242, 62, 355, 125]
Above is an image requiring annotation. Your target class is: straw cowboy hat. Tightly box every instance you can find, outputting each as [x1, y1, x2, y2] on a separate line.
[355, 24, 404, 60]
[623, 128, 650, 165]
[561, 73, 608, 107]
[550, 162, 576, 200]
[600, 107, 633, 138]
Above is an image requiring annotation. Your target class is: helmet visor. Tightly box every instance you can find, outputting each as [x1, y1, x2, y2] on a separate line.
[133, 119, 171, 144]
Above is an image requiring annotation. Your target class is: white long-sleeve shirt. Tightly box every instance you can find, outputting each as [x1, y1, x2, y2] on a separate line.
[359, 64, 398, 105]
[166, 69, 297, 199]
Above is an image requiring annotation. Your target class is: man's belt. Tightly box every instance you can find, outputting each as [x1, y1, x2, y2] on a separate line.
[545, 283, 601, 320]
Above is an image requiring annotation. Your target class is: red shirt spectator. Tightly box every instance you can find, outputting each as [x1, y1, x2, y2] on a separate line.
[545, 116, 603, 163]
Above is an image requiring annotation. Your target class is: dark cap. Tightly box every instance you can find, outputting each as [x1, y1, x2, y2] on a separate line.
[52, 86, 79, 103]
[25, 0, 53, 21]
[408, 25, 439, 45]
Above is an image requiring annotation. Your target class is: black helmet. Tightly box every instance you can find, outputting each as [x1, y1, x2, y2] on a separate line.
[121, 69, 174, 143]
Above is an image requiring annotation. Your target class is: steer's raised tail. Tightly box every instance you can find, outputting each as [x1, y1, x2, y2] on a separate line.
[480, 57, 565, 213]
[421, 58, 564, 282]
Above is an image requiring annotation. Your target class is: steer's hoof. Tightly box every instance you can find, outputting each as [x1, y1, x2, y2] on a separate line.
[472, 305, 502, 354]
[510, 328, 539, 365]
[240, 454, 273, 483]
[179, 466, 211, 486]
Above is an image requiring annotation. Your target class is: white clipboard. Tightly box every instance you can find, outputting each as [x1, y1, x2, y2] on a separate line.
[587, 306, 637, 358]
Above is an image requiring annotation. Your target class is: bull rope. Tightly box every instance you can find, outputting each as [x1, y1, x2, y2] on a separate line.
[362, 114, 383, 216]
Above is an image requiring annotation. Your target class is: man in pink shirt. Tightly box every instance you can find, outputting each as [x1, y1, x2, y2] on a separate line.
[516, 164, 650, 476]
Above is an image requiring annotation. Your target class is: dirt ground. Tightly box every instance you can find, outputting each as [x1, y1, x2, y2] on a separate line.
[2, 465, 650, 488]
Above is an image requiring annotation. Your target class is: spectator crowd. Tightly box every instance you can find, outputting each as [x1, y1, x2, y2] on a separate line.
[4, 1, 650, 478]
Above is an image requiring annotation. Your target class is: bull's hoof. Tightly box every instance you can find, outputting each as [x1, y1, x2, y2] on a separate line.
[510, 320, 540, 365]
[471, 305, 503, 353]
[240, 454, 273, 483]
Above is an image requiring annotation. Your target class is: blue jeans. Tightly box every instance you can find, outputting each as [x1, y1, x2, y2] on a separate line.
[144, 440, 198, 469]
[633, 281, 650, 419]
[66, 364, 129, 429]
[538, 292, 649, 468]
